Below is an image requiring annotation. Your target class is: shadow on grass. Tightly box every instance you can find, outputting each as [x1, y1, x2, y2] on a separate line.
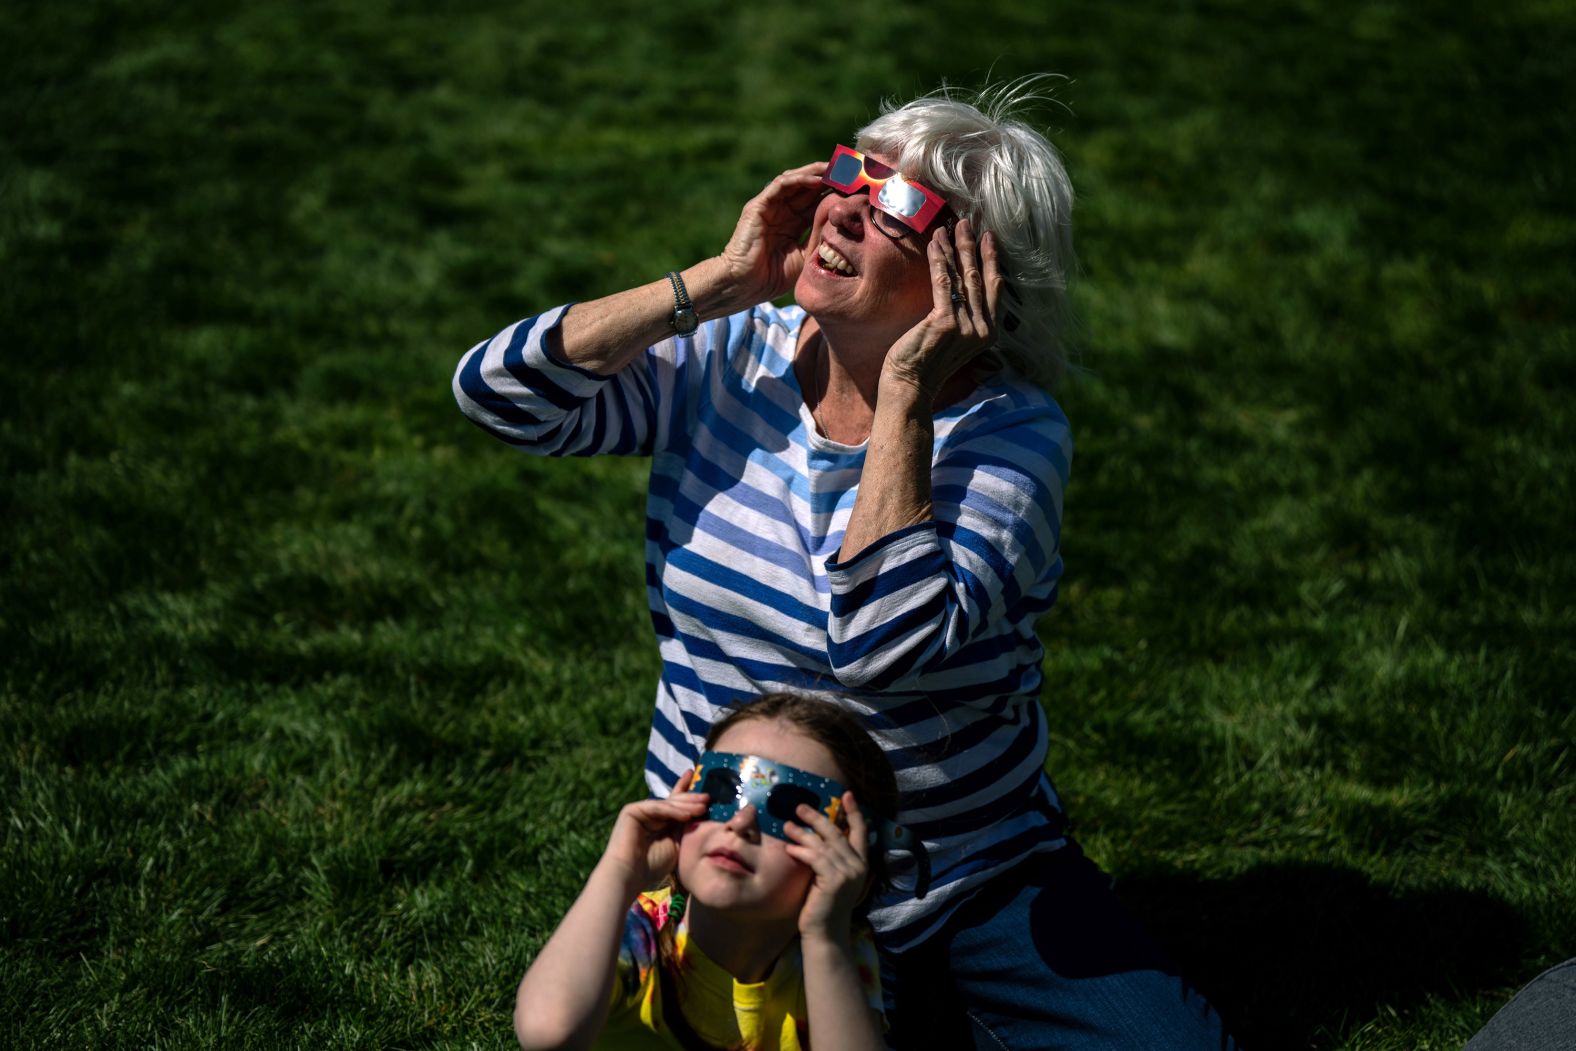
[1116, 863, 1526, 1049]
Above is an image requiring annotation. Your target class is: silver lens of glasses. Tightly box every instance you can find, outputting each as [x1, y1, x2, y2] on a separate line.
[877, 175, 926, 218]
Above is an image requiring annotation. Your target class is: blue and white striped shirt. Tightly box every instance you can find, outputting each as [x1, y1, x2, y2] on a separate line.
[454, 302, 1074, 949]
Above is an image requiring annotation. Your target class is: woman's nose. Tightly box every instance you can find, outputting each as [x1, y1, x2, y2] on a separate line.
[826, 191, 868, 233]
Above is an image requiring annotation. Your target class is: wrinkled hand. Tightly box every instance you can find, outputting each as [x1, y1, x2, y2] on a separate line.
[716, 161, 828, 310]
[783, 792, 870, 941]
[602, 769, 709, 891]
[879, 218, 1005, 404]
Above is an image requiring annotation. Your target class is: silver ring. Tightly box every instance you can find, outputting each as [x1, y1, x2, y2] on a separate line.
[950, 290, 965, 305]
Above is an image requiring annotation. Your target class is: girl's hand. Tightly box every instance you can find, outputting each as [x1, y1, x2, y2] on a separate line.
[715, 161, 828, 310]
[878, 218, 1006, 405]
[601, 769, 709, 892]
[783, 791, 871, 943]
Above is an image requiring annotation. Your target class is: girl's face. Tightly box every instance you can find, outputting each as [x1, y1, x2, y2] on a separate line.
[676, 718, 848, 921]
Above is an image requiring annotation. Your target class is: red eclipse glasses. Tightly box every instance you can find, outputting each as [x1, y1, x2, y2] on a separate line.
[821, 145, 950, 235]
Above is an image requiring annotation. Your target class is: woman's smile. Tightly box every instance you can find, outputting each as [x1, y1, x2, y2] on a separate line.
[815, 241, 858, 276]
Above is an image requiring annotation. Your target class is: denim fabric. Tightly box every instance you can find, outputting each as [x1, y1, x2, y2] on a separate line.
[1464, 958, 1576, 1051]
[881, 842, 1239, 1050]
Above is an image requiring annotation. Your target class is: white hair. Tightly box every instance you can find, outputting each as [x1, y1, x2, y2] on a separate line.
[856, 76, 1078, 386]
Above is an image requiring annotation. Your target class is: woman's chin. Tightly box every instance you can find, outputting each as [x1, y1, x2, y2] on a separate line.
[794, 265, 859, 320]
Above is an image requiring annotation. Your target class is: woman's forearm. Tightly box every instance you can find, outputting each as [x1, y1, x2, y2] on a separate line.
[837, 377, 935, 562]
[512, 858, 643, 1051]
[549, 159, 825, 374]
[547, 257, 756, 375]
[800, 932, 886, 1051]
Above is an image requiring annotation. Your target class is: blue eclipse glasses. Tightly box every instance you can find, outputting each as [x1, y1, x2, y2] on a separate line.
[692, 751, 931, 898]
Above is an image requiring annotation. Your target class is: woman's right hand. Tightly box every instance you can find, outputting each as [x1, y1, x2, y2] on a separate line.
[601, 768, 710, 890]
[715, 161, 828, 309]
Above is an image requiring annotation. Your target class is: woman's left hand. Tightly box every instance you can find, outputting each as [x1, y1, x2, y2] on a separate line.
[783, 792, 871, 942]
[879, 218, 1006, 404]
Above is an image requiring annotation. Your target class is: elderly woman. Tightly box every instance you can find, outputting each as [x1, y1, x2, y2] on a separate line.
[456, 82, 1235, 1047]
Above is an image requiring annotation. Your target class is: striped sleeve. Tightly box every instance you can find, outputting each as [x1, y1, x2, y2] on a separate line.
[823, 400, 1071, 691]
[451, 304, 692, 457]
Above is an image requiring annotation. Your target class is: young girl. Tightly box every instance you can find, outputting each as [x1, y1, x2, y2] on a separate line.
[513, 693, 901, 1050]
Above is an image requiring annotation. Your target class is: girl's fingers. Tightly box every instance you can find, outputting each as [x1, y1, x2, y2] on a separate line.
[781, 818, 818, 845]
[664, 793, 709, 811]
[645, 789, 709, 814]
[784, 821, 864, 891]
[782, 830, 833, 877]
[670, 769, 709, 804]
[782, 843, 816, 869]
[789, 804, 865, 871]
[664, 771, 706, 806]
[783, 839, 853, 876]
[677, 793, 710, 813]
[791, 803, 847, 842]
[631, 794, 708, 828]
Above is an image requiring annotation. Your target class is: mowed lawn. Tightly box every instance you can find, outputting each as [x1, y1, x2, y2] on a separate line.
[2, 1, 1572, 1048]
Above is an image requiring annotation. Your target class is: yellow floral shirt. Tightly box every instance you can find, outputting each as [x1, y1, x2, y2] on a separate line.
[596, 889, 884, 1050]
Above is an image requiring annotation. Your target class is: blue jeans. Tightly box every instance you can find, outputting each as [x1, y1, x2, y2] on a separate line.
[1464, 958, 1576, 1051]
[881, 842, 1239, 1050]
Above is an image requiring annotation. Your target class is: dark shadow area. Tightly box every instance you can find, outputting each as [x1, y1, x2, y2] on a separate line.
[1117, 862, 1529, 1049]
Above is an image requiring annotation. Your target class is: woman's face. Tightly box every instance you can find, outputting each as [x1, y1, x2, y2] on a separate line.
[676, 718, 848, 921]
[794, 150, 939, 339]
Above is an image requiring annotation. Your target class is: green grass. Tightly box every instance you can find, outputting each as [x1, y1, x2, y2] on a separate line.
[3, 0, 1572, 1047]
